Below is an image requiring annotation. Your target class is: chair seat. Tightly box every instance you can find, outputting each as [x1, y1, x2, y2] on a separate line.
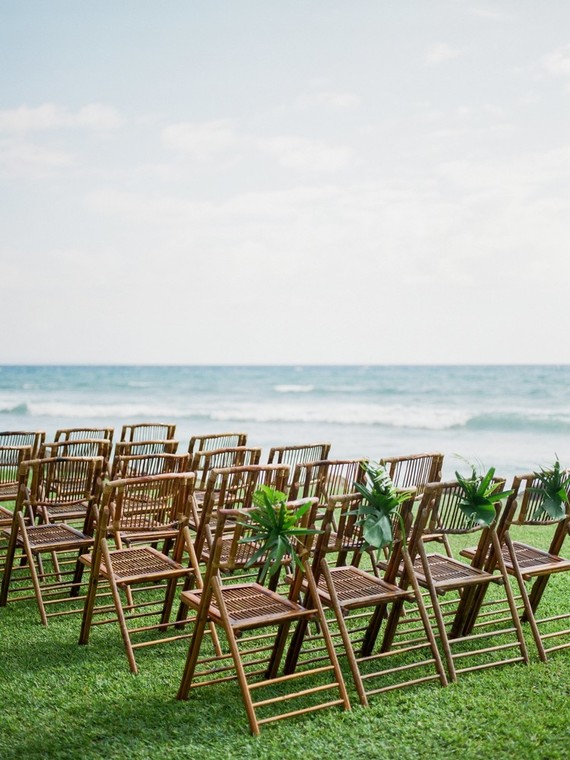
[414, 553, 494, 590]
[459, 541, 570, 578]
[2, 523, 92, 551]
[317, 565, 410, 609]
[81, 545, 189, 584]
[43, 501, 89, 520]
[0, 482, 18, 498]
[181, 582, 314, 631]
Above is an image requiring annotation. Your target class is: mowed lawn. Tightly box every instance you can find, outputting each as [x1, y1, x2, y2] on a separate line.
[0, 524, 569, 760]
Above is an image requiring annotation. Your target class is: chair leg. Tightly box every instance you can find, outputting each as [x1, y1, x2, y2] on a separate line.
[17, 514, 48, 626]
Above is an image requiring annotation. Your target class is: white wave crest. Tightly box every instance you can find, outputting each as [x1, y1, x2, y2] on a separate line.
[273, 384, 315, 393]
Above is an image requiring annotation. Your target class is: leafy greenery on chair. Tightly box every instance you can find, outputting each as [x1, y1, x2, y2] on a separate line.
[353, 462, 414, 550]
[530, 458, 570, 520]
[455, 465, 511, 527]
[239, 485, 319, 580]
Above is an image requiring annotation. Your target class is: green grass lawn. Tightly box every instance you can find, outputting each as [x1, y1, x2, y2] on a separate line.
[0, 525, 569, 760]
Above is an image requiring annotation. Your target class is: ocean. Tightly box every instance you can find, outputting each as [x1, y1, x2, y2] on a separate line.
[1, 364, 569, 481]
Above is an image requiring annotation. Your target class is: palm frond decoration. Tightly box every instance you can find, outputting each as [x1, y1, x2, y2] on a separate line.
[238, 485, 319, 581]
[530, 459, 570, 521]
[455, 465, 512, 527]
[353, 462, 414, 550]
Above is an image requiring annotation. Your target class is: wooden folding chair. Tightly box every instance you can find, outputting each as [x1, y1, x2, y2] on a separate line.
[379, 453, 450, 558]
[0, 430, 45, 458]
[267, 443, 331, 489]
[460, 472, 570, 661]
[383, 480, 530, 682]
[289, 459, 367, 503]
[192, 464, 290, 563]
[79, 472, 197, 673]
[121, 423, 176, 442]
[176, 504, 351, 735]
[188, 432, 247, 456]
[284, 492, 447, 705]
[0, 457, 103, 625]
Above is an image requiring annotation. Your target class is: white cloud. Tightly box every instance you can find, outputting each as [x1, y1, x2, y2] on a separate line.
[0, 103, 123, 132]
[0, 139, 74, 178]
[295, 90, 361, 110]
[259, 136, 351, 172]
[161, 120, 236, 159]
[426, 43, 465, 65]
[542, 44, 570, 78]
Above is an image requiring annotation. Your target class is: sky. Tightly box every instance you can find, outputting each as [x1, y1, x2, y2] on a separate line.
[1, 0, 570, 365]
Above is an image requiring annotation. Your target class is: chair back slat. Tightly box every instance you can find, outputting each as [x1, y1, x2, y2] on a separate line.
[190, 446, 261, 490]
[188, 432, 247, 455]
[267, 443, 331, 487]
[381, 452, 443, 495]
[0, 446, 33, 502]
[113, 452, 190, 480]
[505, 473, 570, 527]
[421, 479, 505, 535]
[54, 427, 113, 444]
[120, 423, 176, 442]
[0, 431, 45, 458]
[290, 459, 367, 502]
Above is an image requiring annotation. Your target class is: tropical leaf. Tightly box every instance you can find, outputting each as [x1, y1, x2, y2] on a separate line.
[455, 465, 512, 527]
[353, 462, 413, 550]
[238, 486, 318, 581]
[530, 459, 570, 521]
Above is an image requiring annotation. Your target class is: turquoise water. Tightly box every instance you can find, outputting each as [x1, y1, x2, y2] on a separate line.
[1, 365, 569, 480]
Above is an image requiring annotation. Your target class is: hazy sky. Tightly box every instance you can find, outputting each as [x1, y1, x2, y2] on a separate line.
[1, 1, 570, 364]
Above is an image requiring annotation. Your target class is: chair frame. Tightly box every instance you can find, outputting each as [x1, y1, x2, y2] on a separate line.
[120, 423, 176, 442]
[188, 432, 247, 456]
[176, 504, 351, 734]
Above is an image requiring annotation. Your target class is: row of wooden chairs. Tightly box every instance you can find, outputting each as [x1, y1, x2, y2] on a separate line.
[0, 435, 568, 734]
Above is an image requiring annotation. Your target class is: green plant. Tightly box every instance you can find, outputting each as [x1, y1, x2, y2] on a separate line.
[455, 465, 512, 527]
[239, 485, 319, 581]
[531, 458, 570, 520]
[353, 462, 414, 550]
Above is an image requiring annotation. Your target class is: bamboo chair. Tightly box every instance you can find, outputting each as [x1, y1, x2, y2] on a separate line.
[378, 453, 450, 559]
[0, 445, 32, 525]
[120, 423, 176, 442]
[380, 452, 444, 494]
[460, 472, 570, 661]
[284, 493, 447, 705]
[79, 472, 197, 673]
[110, 440, 179, 478]
[381, 480, 530, 682]
[192, 464, 290, 563]
[0, 457, 103, 625]
[176, 504, 351, 735]
[289, 459, 368, 503]
[267, 443, 331, 489]
[0, 430, 45, 458]
[188, 432, 247, 456]
[55, 427, 114, 444]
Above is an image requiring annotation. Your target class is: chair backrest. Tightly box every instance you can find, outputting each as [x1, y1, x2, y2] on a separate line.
[190, 446, 262, 490]
[188, 432, 247, 455]
[24, 456, 104, 517]
[315, 491, 416, 576]
[40, 438, 112, 461]
[111, 440, 179, 477]
[0, 431, 45, 458]
[289, 459, 368, 502]
[195, 464, 290, 557]
[380, 452, 444, 495]
[103, 471, 195, 537]
[120, 423, 176, 442]
[503, 472, 570, 527]
[0, 445, 33, 503]
[267, 443, 331, 486]
[54, 427, 114, 444]
[418, 479, 505, 536]
[112, 452, 191, 481]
